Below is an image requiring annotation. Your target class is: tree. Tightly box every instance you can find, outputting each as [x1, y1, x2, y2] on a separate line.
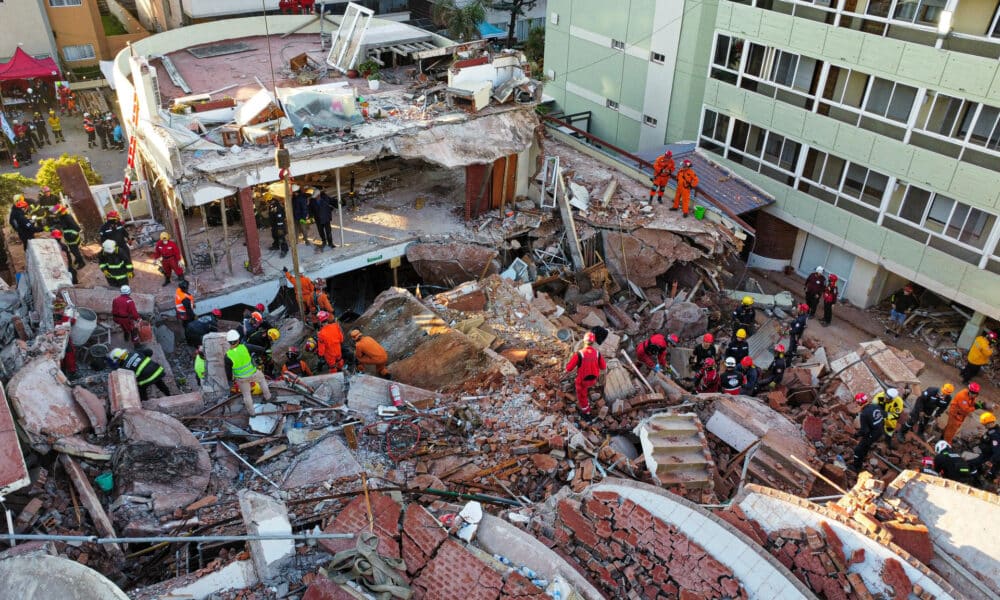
[0, 173, 37, 210]
[34, 154, 102, 195]
[432, 0, 486, 42]
[524, 26, 545, 65]
[487, 0, 539, 48]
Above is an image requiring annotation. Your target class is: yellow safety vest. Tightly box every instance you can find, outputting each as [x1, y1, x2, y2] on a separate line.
[227, 344, 256, 378]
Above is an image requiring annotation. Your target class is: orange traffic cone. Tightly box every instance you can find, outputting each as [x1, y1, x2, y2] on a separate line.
[12, 156, 20, 168]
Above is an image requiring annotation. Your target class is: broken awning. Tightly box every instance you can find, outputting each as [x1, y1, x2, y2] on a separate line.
[477, 22, 506, 40]
[674, 149, 774, 215]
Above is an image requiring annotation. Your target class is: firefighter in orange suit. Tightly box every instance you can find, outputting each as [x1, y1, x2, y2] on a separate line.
[648, 150, 674, 204]
[671, 159, 699, 218]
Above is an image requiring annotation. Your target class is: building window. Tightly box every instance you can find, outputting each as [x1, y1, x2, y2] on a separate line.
[611, 39, 625, 51]
[797, 149, 882, 221]
[888, 184, 997, 251]
[893, 0, 947, 26]
[643, 115, 658, 126]
[650, 51, 666, 64]
[49, 0, 83, 6]
[863, 77, 917, 122]
[606, 99, 619, 110]
[62, 43, 95, 62]
[722, 116, 801, 185]
[990, 4, 1000, 37]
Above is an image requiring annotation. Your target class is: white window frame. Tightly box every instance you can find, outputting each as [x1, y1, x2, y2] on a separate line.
[892, 183, 997, 252]
[797, 149, 885, 219]
[914, 91, 1000, 159]
[990, 3, 1000, 37]
[650, 51, 666, 64]
[62, 43, 96, 62]
[611, 39, 625, 51]
[643, 114, 658, 126]
[861, 76, 918, 123]
[722, 116, 801, 182]
[49, 0, 82, 6]
[606, 99, 619, 110]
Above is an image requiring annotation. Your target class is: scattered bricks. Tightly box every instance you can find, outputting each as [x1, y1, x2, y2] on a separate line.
[804, 527, 824, 550]
[802, 415, 824, 442]
[302, 577, 359, 600]
[767, 390, 787, 411]
[529, 454, 558, 474]
[412, 539, 503, 600]
[776, 544, 796, 570]
[806, 572, 826, 593]
[821, 574, 850, 600]
[849, 548, 865, 565]
[881, 521, 933, 565]
[320, 493, 401, 559]
[501, 570, 547, 598]
[401, 505, 448, 575]
[512, 444, 540, 455]
[819, 522, 847, 568]
[720, 576, 741, 598]
[846, 572, 875, 600]
[184, 495, 218, 514]
[14, 498, 43, 532]
[817, 551, 837, 575]
[585, 558, 618, 590]
[580, 460, 595, 481]
[881, 557, 912, 600]
[793, 547, 825, 575]
[625, 502, 654, 533]
[776, 527, 805, 541]
[556, 498, 599, 549]
[852, 511, 880, 533]
[679, 590, 706, 600]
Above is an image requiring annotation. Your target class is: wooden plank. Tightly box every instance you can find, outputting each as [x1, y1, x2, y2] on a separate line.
[555, 168, 586, 271]
[59, 454, 125, 564]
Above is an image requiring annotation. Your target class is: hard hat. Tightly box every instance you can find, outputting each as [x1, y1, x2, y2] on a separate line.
[887, 388, 899, 399]
[828, 274, 838, 282]
[49, 109, 55, 115]
[251, 312, 263, 324]
[798, 303, 809, 312]
[178, 280, 189, 291]
[969, 382, 981, 394]
[255, 303, 265, 311]
[50, 204, 67, 215]
[921, 457, 934, 469]
[109, 347, 128, 361]
[988, 331, 998, 342]
[725, 357, 736, 368]
[854, 393, 869, 406]
[33, 111, 40, 118]
[816, 266, 824, 273]
[584, 331, 596, 343]
[102, 239, 117, 253]
[84, 112, 90, 117]
[703, 333, 714, 344]
[664, 150, 672, 158]
[981, 412, 996, 426]
[304, 338, 317, 352]
[704, 357, 715, 367]
[14, 195, 28, 208]
[287, 346, 300, 357]
[211, 308, 222, 317]
[120, 285, 131, 294]
[51, 229, 63, 239]
[267, 328, 280, 341]
[774, 344, 786, 353]
[226, 329, 241, 343]
[159, 232, 170, 241]
[742, 296, 753, 306]
[682, 159, 692, 167]
[941, 383, 954, 395]
[316, 310, 330, 322]
[736, 328, 747, 340]
[934, 440, 951, 453]
[667, 333, 679, 345]
[903, 284, 914, 292]
[314, 278, 325, 287]
[741, 356, 753, 368]
[106, 210, 120, 220]
[350, 329, 362, 341]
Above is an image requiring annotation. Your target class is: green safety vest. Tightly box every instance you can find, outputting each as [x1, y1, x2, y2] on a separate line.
[194, 355, 206, 381]
[227, 344, 256, 378]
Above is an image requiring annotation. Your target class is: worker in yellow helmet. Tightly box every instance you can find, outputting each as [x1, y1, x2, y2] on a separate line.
[732, 296, 756, 336]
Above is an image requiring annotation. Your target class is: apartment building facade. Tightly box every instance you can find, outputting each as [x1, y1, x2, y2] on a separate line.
[544, 0, 1000, 338]
[0, 0, 59, 61]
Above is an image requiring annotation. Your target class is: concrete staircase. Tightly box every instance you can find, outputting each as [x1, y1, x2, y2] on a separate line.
[636, 412, 715, 490]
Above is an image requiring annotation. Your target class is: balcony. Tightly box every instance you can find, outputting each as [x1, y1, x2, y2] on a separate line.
[728, 0, 1000, 59]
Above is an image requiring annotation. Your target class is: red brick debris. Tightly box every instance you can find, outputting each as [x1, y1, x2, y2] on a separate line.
[537, 491, 747, 599]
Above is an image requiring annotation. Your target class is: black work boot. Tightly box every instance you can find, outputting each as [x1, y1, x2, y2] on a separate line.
[162, 276, 171, 287]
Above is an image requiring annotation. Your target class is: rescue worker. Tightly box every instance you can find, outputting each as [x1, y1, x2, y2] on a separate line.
[787, 303, 808, 358]
[282, 346, 313, 377]
[932, 440, 973, 483]
[49, 204, 85, 268]
[282, 266, 315, 314]
[174, 280, 196, 328]
[317, 311, 345, 373]
[31, 112, 50, 146]
[153, 232, 184, 286]
[193, 346, 207, 385]
[99, 211, 131, 261]
[246, 327, 280, 375]
[99, 239, 133, 287]
[109, 347, 170, 400]
[291, 185, 311, 245]
[960, 330, 996, 384]
[886, 284, 917, 338]
[564, 331, 606, 421]
[8, 195, 36, 250]
[94, 116, 109, 150]
[691, 333, 717, 372]
[351, 329, 390, 377]
[47, 109, 65, 142]
[740, 356, 760, 396]
[241, 311, 266, 341]
[968, 412, 1000, 482]
[225, 329, 272, 414]
[943, 383, 984, 444]
[724, 329, 749, 363]
[804, 266, 826, 318]
[83, 112, 96, 148]
[636, 333, 678, 373]
[874, 387, 906, 447]
[37, 186, 59, 206]
[268, 195, 289, 257]
[900, 383, 954, 438]
[694, 357, 720, 393]
[311, 278, 334, 318]
[732, 296, 756, 337]
[112, 285, 140, 343]
[301, 338, 321, 374]
[759, 344, 788, 389]
[50, 230, 78, 284]
[648, 150, 674, 204]
[821, 274, 839, 327]
[719, 357, 746, 395]
[671, 159, 699, 217]
[309, 188, 335, 250]
[185, 308, 221, 346]
[853, 393, 884, 472]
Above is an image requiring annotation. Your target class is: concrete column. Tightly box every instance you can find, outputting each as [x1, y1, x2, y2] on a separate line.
[26, 238, 72, 333]
[108, 369, 142, 413]
[238, 490, 294, 582]
[957, 311, 987, 351]
[201, 331, 231, 401]
[239, 187, 263, 274]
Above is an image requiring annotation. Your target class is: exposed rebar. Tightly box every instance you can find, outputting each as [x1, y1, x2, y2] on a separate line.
[2, 532, 353, 545]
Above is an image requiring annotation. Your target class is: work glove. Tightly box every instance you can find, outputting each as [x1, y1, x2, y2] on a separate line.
[298, 218, 307, 225]
[768, 382, 776, 389]
[127, 272, 134, 279]
[654, 364, 662, 373]
[102, 270, 111, 277]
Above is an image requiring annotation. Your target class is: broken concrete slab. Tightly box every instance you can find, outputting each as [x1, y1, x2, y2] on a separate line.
[6, 357, 89, 451]
[831, 351, 882, 399]
[635, 412, 715, 490]
[201, 331, 233, 401]
[117, 409, 212, 516]
[603, 229, 700, 288]
[142, 391, 205, 416]
[282, 436, 362, 488]
[238, 490, 295, 582]
[346, 374, 440, 415]
[663, 302, 708, 341]
[406, 242, 499, 287]
[859, 340, 920, 385]
[73, 386, 109, 435]
[26, 238, 72, 333]
[433, 280, 488, 312]
[60, 454, 126, 564]
[134, 560, 258, 600]
[0, 381, 30, 495]
[53, 436, 112, 461]
[0, 553, 130, 600]
[66, 286, 157, 316]
[109, 369, 142, 413]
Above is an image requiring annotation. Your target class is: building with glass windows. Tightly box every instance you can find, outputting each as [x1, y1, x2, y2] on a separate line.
[544, 0, 1000, 340]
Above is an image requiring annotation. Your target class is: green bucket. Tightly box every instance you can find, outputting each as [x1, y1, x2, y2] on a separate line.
[693, 205, 706, 220]
[95, 472, 114, 492]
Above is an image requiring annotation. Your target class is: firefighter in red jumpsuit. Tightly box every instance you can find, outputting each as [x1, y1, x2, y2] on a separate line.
[112, 284, 140, 343]
[636, 333, 678, 373]
[153, 232, 184, 286]
[565, 331, 606, 420]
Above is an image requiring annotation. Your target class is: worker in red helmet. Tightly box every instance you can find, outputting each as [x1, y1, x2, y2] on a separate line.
[8, 195, 37, 250]
[759, 344, 787, 389]
[695, 357, 720, 393]
[690, 332, 717, 372]
[960, 330, 996, 384]
[565, 331, 606, 421]
[787, 303, 809, 359]
[821, 273, 839, 327]
[648, 150, 674, 204]
[852, 392, 884, 472]
[636, 332, 678, 373]
[943, 383, 986, 444]
[671, 159, 699, 218]
[740, 355, 760, 395]
[99, 209, 132, 261]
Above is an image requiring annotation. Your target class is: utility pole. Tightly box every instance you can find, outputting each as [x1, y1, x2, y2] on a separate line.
[275, 140, 305, 319]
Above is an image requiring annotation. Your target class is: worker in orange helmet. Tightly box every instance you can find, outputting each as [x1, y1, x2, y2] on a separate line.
[316, 310, 344, 372]
[351, 329, 390, 377]
[564, 331, 607, 421]
[943, 383, 986, 444]
[671, 159, 699, 218]
[690, 332, 717, 371]
[648, 150, 674, 204]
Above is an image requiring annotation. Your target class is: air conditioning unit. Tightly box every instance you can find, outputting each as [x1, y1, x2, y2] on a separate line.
[550, 12, 559, 25]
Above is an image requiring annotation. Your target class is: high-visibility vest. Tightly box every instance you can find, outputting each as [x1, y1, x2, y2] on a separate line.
[227, 344, 256, 378]
[194, 355, 206, 381]
[125, 353, 163, 386]
[175, 289, 194, 317]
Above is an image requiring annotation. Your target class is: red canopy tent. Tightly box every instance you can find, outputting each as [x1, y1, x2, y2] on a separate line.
[0, 48, 61, 80]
